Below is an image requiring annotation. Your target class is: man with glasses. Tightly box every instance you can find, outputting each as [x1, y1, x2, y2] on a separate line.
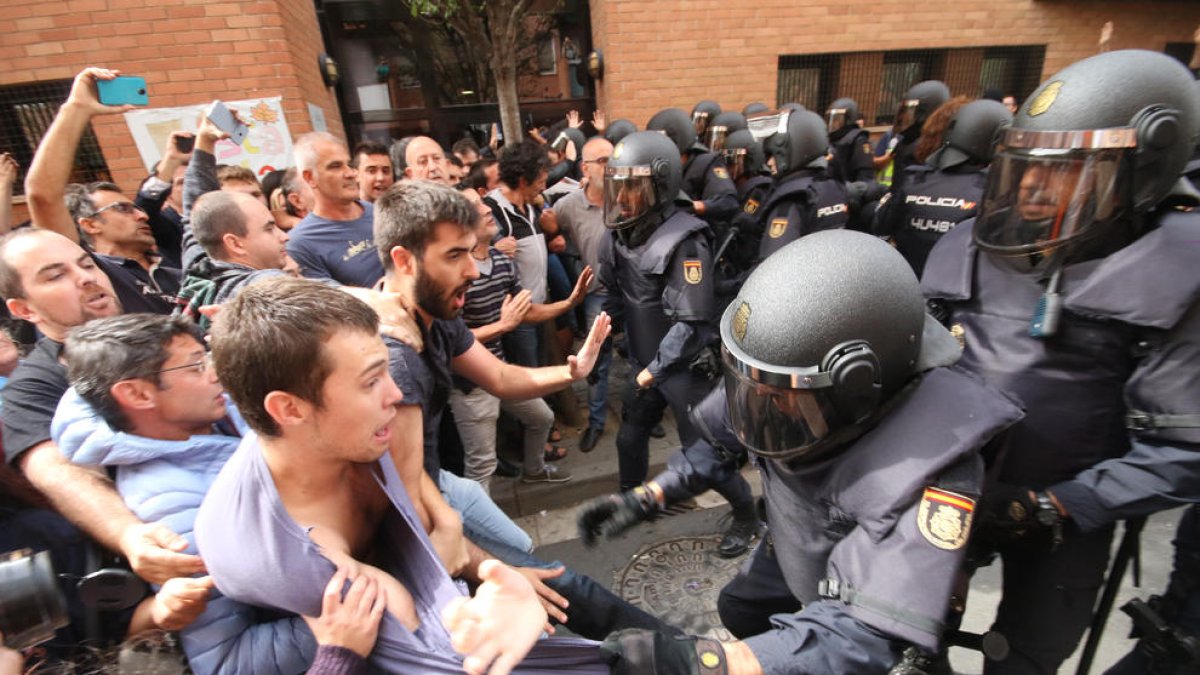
[404, 136, 451, 185]
[552, 137, 615, 451]
[51, 313, 316, 672]
[24, 67, 181, 315]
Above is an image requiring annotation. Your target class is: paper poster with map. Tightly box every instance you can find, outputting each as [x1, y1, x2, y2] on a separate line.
[124, 97, 293, 178]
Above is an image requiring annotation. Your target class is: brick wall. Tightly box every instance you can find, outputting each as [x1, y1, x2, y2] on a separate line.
[589, 0, 1200, 127]
[1, 0, 343, 209]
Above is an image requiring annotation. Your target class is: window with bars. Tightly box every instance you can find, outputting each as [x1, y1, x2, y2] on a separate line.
[777, 46, 1046, 127]
[0, 79, 112, 197]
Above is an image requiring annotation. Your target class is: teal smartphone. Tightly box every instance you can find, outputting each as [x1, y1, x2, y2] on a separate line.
[96, 76, 148, 106]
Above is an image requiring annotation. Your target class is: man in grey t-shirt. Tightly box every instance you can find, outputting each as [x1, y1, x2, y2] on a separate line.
[287, 132, 384, 287]
[551, 137, 614, 451]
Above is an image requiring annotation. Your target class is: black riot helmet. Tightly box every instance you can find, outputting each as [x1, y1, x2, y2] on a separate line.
[722, 129, 766, 182]
[603, 131, 682, 233]
[721, 230, 958, 462]
[648, 107, 701, 154]
[974, 50, 1200, 261]
[780, 102, 806, 114]
[826, 97, 860, 133]
[929, 99, 1012, 171]
[707, 111, 747, 152]
[897, 80, 950, 135]
[748, 109, 829, 176]
[742, 102, 769, 116]
[605, 118, 638, 145]
[692, 100, 722, 139]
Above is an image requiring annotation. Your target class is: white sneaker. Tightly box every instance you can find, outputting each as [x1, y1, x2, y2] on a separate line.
[521, 465, 572, 483]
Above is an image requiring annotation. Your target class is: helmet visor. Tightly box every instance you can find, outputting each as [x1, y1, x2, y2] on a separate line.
[722, 148, 747, 181]
[708, 125, 731, 152]
[721, 348, 839, 460]
[692, 111, 711, 138]
[973, 128, 1134, 257]
[747, 110, 791, 143]
[603, 165, 659, 230]
[827, 108, 849, 132]
[896, 99, 920, 132]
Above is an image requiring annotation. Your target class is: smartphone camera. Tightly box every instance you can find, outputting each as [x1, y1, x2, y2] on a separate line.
[174, 135, 195, 154]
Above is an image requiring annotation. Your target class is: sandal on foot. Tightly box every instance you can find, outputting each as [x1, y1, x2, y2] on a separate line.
[543, 443, 568, 462]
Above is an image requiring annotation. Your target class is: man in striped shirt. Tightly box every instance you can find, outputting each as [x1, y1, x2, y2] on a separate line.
[452, 188, 592, 490]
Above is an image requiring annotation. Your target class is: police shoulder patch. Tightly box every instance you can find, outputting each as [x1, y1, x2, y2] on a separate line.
[768, 217, 788, 239]
[683, 259, 703, 284]
[744, 198, 760, 214]
[862, 142, 872, 156]
[713, 167, 729, 180]
[917, 487, 974, 550]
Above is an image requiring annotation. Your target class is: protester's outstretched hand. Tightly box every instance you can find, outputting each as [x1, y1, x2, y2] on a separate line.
[567, 311, 612, 381]
[566, 266, 594, 307]
[120, 522, 206, 585]
[591, 111, 607, 134]
[303, 569, 386, 658]
[512, 565, 568, 629]
[443, 559, 546, 675]
[151, 575, 215, 631]
[66, 67, 137, 117]
[566, 110, 582, 129]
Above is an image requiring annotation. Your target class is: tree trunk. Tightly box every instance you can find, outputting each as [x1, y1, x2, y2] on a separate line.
[492, 50, 523, 149]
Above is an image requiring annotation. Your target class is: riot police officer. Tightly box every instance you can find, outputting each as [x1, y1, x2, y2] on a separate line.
[749, 109, 848, 263]
[743, 102, 769, 116]
[875, 98, 1012, 276]
[921, 49, 1200, 674]
[589, 229, 1023, 674]
[891, 80, 950, 193]
[1105, 505, 1200, 675]
[648, 107, 740, 228]
[605, 118, 638, 145]
[598, 130, 759, 556]
[692, 99, 722, 141]
[714, 129, 771, 295]
[826, 97, 876, 183]
[707, 111, 747, 152]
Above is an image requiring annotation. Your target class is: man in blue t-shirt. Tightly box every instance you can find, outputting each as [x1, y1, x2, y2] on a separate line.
[287, 132, 384, 287]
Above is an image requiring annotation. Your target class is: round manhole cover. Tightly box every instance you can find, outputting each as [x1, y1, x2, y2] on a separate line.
[614, 535, 743, 639]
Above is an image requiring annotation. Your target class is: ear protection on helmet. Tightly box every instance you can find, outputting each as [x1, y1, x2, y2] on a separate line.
[820, 340, 881, 424]
[1129, 105, 1182, 211]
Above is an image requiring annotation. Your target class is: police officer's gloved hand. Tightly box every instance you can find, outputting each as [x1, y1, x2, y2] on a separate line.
[599, 629, 729, 675]
[979, 484, 1065, 545]
[577, 484, 662, 546]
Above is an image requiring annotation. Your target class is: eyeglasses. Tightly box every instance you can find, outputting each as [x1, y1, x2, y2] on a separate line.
[154, 354, 212, 376]
[93, 201, 146, 217]
[583, 157, 610, 165]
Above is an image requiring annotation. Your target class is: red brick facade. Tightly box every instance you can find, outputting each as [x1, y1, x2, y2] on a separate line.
[1, 0, 342, 215]
[588, 0, 1200, 126]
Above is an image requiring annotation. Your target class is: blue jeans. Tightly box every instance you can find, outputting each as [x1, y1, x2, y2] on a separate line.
[438, 469, 533, 553]
[503, 323, 541, 368]
[583, 293, 613, 431]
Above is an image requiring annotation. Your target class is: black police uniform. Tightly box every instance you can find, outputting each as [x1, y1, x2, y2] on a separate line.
[599, 207, 720, 490]
[756, 170, 848, 263]
[683, 150, 740, 227]
[874, 163, 986, 276]
[720, 366, 1022, 671]
[1105, 504, 1200, 675]
[922, 213, 1200, 673]
[829, 126, 876, 184]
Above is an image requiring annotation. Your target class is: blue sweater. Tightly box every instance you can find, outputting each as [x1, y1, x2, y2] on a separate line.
[51, 389, 317, 675]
